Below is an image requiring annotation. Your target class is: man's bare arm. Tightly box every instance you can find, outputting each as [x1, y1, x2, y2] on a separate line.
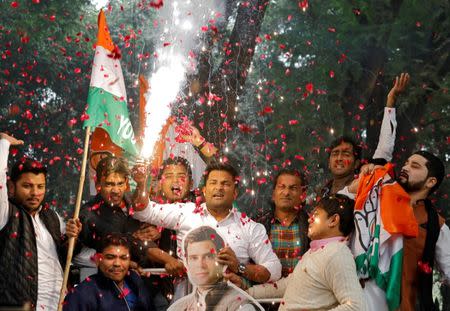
[386, 73, 410, 108]
[217, 246, 271, 283]
[131, 163, 150, 211]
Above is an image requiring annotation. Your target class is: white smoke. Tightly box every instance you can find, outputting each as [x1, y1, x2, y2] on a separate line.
[141, 0, 225, 159]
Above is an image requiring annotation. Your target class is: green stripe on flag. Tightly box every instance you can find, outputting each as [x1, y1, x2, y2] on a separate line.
[84, 86, 138, 156]
[373, 250, 403, 311]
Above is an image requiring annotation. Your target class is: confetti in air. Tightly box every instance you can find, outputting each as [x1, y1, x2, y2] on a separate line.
[141, 0, 225, 159]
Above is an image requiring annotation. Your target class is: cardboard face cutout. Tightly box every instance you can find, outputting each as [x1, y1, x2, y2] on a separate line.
[168, 226, 264, 311]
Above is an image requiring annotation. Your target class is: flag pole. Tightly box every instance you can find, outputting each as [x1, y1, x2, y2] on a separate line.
[57, 125, 91, 311]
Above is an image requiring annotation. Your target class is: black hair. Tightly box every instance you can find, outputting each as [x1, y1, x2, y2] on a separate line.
[10, 158, 47, 183]
[317, 194, 355, 236]
[413, 151, 445, 194]
[202, 161, 239, 186]
[95, 156, 129, 182]
[158, 156, 193, 181]
[183, 226, 225, 257]
[273, 168, 306, 189]
[328, 136, 362, 161]
[99, 233, 130, 253]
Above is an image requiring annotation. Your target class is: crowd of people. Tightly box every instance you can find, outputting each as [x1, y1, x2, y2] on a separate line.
[0, 73, 448, 311]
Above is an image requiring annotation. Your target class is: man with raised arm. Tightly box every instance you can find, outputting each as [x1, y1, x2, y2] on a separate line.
[78, 156, 184, 277]
[0, 132, 82, 310]
[321, 73, 410, 197]
[346, 74, 450, 310]
[132, 161, 282, 285]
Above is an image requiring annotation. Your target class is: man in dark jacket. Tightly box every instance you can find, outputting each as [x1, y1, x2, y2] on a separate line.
[0, 132, 82, 310]
[64, 234, 155, 311]
[78, 156, 184, 274]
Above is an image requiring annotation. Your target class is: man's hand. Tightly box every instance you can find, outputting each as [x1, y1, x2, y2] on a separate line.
[180, 125, 217, 157]
[223, 271, 247, 289]
[129, 261, 145, 275]
[131, 163, 151, 211]
[66, 218, 82, 238]
[348, 163, 384, 193]
[133, 224, 161, 242]
[217, 246, 239, 273]
[348, 176, 361, 194]
[181, 124, 204, 147]
[387, 73, 410, 108]
[164, 258, 185, 276]
[0, 133, 24, 146]
[131, 163, 150, 186]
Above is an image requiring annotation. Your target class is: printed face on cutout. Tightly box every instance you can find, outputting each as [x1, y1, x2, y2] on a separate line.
[186, 240, 223, 286]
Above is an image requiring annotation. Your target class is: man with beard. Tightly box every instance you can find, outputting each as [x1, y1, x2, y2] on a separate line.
[0, 132, 82, 310]
[395, 151, 449, 310]
[349, 151, 449, 310]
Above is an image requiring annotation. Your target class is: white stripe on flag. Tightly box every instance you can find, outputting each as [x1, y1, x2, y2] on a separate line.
[89, 46, 126, 100]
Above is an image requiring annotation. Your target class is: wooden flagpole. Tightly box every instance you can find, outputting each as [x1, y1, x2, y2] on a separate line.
[57, 125, 91, 311]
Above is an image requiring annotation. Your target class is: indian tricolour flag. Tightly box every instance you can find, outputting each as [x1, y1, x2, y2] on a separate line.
[351, 163, 418, 311]
[83, 10, 138, 157]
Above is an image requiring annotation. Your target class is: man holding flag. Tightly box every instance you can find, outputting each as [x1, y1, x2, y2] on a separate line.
[0, 133, 82, 311]
[345, 79, 450, 311]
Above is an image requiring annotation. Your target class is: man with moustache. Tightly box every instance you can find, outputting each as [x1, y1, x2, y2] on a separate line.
[393, 151, 449, 310]
[258, 168, 309, 278]
[321, 73, 410, 197]
[0, 132, 82, 310]
[132, 161, 281, 285]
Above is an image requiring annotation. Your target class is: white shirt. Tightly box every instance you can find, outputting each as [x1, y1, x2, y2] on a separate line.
[373, 107, 397, 161]
[133, 201, 282, 281]
[0, 139, 63, 311]
[435, 224, 450, 284]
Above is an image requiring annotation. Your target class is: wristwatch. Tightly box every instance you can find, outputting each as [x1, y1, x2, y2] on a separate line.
[237, 263, 247, 275]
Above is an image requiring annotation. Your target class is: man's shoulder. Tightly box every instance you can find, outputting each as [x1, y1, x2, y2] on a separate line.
[322, 241, 354, 262]
[149, 200, 196, 210]
[68, 274, 102, 296]
[220, 284, 260, 309]
[80, 196, 105, 217]
[234, 211, 267, 233]
[168, 292, 195, 310]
